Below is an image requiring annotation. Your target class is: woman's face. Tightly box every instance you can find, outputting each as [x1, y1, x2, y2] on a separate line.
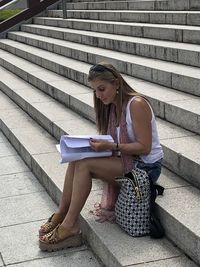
[90, 79, 118, 105]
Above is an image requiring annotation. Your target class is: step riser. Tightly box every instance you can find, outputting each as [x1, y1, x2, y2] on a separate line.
[0, 83, 55, 136]
[0, 120, 33, 171]
[162, 145, 200, 190]
[65, 2, 152, 11]
[2, 38, 200, 98]
[71, 0, 156, 1]
[158, 204, 200, 265]
[20, 25, 200, 68]
[34, 17, 200, 45]
[49, 10, 200, 26]
[64, 0, 200, 11]
[1, 71, 200, 191]
[66, 0, 200, 10]
[69, 0, 150, 1]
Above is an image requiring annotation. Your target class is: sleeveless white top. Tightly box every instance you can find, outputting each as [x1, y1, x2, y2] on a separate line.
[117, 96, 163, 163]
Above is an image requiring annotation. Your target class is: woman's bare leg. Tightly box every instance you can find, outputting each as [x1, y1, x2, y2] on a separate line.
[57, 162, 76, 215]
[61, 157, 123, 233]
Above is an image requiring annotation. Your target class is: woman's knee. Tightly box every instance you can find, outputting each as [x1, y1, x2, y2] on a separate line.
[74, 158, 91, 173]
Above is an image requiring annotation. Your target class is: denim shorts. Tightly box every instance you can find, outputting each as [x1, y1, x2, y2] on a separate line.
[134, 159, 162, 183]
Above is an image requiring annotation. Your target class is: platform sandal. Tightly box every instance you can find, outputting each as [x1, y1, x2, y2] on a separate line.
[39, 213, 64, 237]
[39, 224, 83, 252]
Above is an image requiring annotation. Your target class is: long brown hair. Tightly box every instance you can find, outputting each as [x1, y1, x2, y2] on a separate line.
[88, 62, 141, 134]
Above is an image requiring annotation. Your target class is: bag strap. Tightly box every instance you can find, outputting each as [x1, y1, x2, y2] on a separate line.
[149, 179, 165, 238]
[149, 179, 164, 212]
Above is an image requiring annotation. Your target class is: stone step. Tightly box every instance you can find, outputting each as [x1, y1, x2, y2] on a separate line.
[19, 24, 200, 68]
[64, 1, 164, 11]
[68, 0, 200, 11]
[1, 37, 200, 98]
[64, 0, 200, 11]
[1, 42, 200, 136]
[0, 56, 199, 190]
[34, 17, 200, 44]
[50, 10, 200, 26]
[74, 0, 127, 1]
[0, 79, 199, 267]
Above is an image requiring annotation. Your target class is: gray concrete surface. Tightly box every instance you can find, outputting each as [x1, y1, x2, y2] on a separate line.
[1, 37, 200, 98]
[65, 0, 200, 11]
[0, 0, 200, 265]
[0, 57, 200, 190]
[0, 90, 199, 267]
[1, 52, 200, 131]
[51, 10, 200, 26]
[17, 25, 200, 68]
[35, 16, 200, 44]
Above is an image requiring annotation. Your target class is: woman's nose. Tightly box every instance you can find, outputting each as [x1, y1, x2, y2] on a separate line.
[95, 91, 101, 99]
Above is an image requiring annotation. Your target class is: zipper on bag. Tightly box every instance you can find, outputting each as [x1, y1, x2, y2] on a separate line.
[130, 171, 142, 200]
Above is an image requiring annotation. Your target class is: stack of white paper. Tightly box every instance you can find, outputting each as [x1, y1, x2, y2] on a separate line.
[56, 135, 114, 163]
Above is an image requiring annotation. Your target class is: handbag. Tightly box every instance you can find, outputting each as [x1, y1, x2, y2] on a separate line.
[115, 167, 151, 237]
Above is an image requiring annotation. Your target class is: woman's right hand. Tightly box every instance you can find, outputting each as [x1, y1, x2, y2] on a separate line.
[89, 139, 114, 152]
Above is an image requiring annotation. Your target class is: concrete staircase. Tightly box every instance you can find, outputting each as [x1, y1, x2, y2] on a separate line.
[0, 0, 200, 266]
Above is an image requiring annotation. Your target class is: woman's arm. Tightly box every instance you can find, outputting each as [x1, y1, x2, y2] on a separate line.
[119, 97, 152, 155]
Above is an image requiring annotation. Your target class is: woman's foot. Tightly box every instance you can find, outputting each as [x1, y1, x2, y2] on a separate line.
[39, 224, 82, 252]
[39, 213, 65, 237]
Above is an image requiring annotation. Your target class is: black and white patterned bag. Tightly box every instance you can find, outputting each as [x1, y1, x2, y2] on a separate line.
[115, 167, 151, 237]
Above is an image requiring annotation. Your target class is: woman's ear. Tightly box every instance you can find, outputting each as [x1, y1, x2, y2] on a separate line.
[112, 78, 120, 88]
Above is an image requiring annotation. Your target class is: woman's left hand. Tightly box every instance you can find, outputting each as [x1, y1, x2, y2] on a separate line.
[89, 139, 113, 152]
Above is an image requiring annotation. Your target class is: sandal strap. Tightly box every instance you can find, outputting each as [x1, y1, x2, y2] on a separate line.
[47, 213, 55, 222]
[41, 225, 75, 244]
[45, 225, 60, 244]
[41, 213, 56, 230]
[40, 213, 62, 234]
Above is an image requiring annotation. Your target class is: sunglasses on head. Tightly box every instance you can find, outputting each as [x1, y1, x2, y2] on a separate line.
[89, 64, 117, 77]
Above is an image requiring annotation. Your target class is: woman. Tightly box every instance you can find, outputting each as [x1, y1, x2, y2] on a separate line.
[39, 62, 163, 251]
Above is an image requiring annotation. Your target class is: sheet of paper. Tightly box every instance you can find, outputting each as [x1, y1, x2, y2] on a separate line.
[56, 134, 114, 163]
[65, 135, 114, 148]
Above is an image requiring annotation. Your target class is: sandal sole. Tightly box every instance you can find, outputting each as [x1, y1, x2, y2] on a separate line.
[39, 233, 83, 252]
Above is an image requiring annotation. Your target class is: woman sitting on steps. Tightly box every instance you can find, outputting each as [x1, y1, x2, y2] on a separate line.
[39, 62, 164, 252]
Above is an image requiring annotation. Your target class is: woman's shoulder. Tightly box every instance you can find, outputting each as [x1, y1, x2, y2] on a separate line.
[128, 95, 152, 120]
[128, 95, 149, 109]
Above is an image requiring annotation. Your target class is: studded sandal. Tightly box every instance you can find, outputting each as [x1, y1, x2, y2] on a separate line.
[39, 213, 64, 237]
[39, 224, 83, 252]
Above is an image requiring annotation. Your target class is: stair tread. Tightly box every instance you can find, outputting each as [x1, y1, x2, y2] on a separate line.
[0, 1, 199, 266]
[0, 61, 199, 166]
[19, 24, 200, 52]
[0, 89, 198, 267]
[0, 46, 200, 117]
[45, 17, 200, 30]
[1, 38, 200, 79]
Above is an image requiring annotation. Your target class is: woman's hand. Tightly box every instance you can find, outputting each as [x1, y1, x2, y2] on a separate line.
[89, 139, 114, 152]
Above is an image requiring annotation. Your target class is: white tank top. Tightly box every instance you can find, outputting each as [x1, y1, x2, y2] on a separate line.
[117, 96, 163, 163]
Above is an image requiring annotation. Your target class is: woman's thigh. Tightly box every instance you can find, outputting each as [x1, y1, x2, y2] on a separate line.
[75, 156, 123, 182]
